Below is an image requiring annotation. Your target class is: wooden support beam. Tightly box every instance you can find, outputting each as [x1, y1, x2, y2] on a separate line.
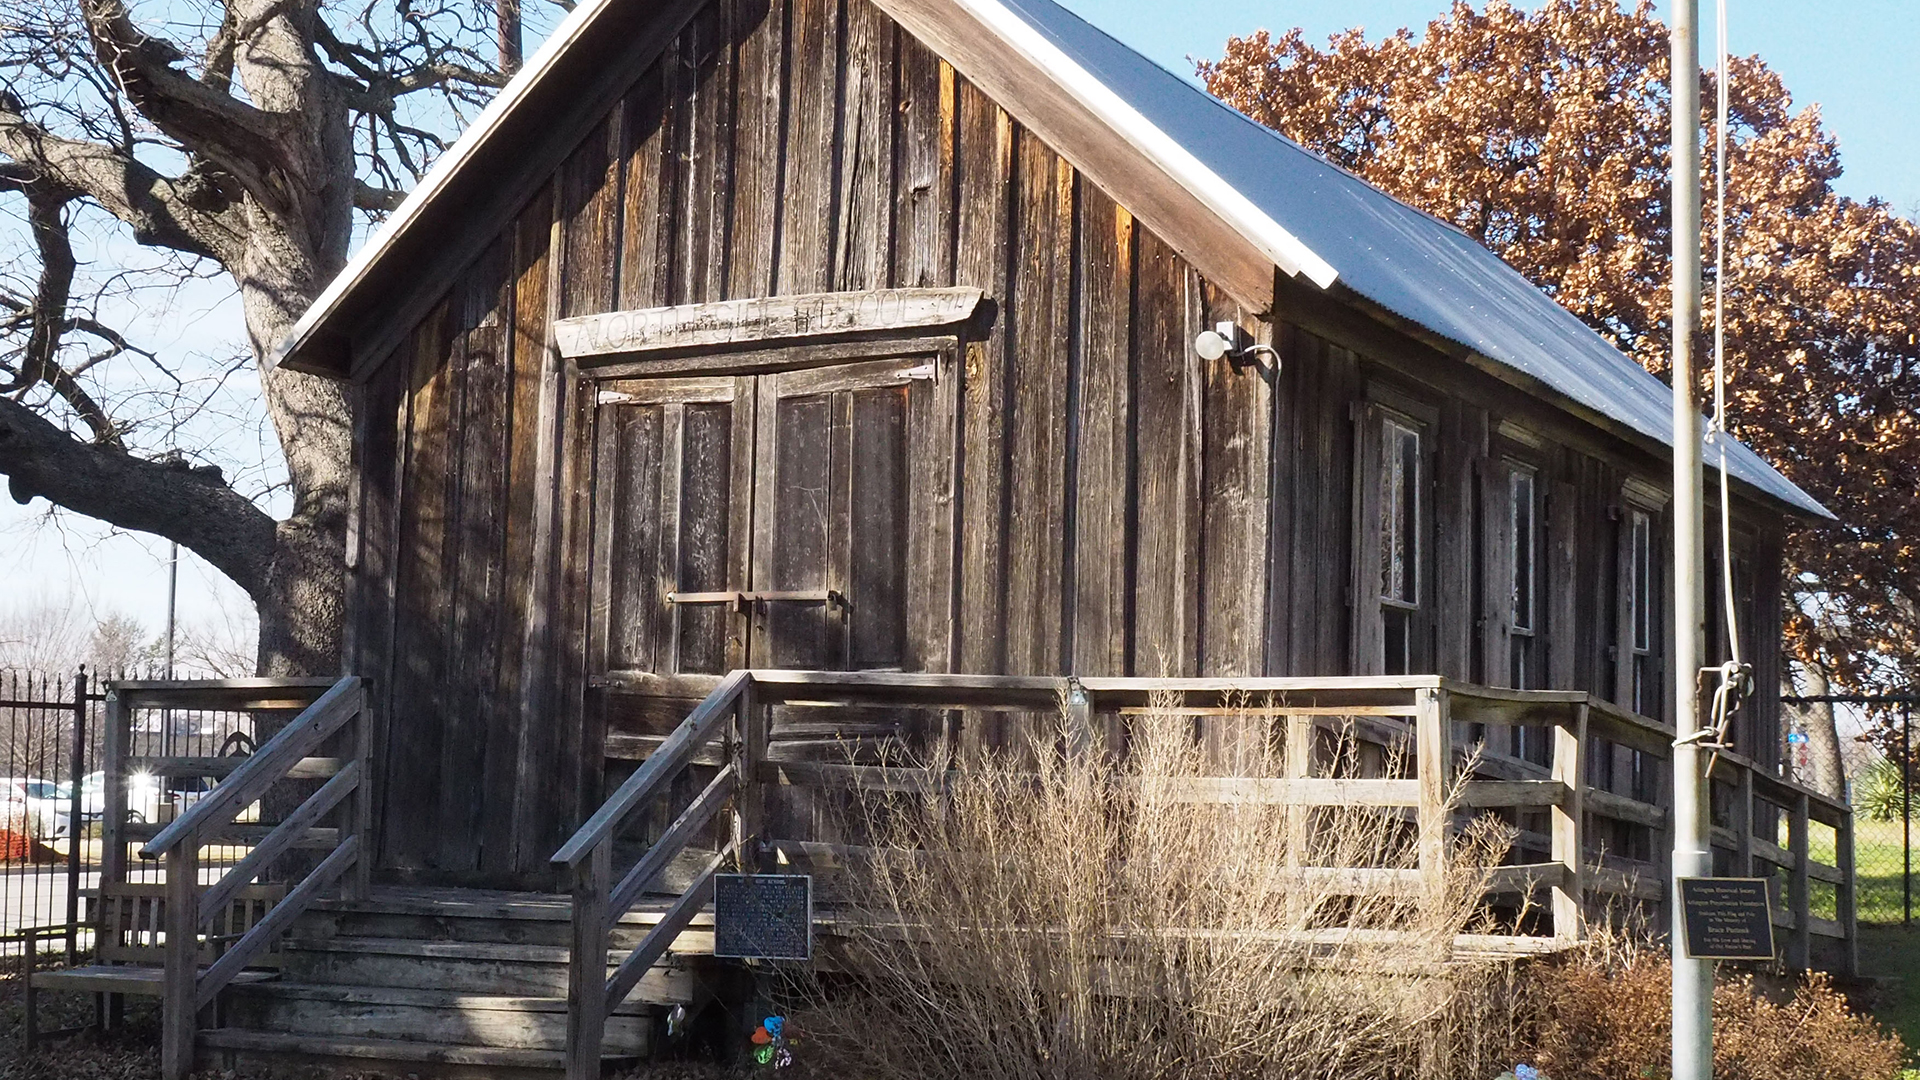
[160, 843, 198, 1080]
[1788, 792, 1811, 970]
[554, 288, 984, 360]
[564, 840, 610, 1080]
[1550, 704, 1586, 943]
[1837, 809, 1858, 977]
[1416, 687, 1453, 946]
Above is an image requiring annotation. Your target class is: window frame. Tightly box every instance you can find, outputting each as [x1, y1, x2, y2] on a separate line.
[1352, 386, 1438, 677]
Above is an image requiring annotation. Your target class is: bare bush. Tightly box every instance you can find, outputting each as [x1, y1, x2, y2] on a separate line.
[791, 694, 1528, 1080]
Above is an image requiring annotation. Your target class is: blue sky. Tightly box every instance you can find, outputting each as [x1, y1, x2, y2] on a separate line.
[1056, 0, 1920, 214]
[2, 0, 1915, 657]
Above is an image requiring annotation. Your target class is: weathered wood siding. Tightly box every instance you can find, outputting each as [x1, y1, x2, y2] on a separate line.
[345, 0, 1792, 883]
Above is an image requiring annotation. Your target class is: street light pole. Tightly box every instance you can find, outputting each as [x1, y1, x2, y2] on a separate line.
[1670, 1, 1713, 1077]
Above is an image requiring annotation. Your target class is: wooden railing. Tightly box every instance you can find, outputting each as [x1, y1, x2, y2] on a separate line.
[552, 671, 1857, 1080]
[124, 677, 374, 1080]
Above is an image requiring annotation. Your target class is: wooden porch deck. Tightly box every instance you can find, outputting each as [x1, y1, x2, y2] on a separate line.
[18, 674, 1856, 1080]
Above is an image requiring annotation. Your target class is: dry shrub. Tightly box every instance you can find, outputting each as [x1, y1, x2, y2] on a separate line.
[1529, 945, 1908, 1080]
[791, 694, 1525, 1080]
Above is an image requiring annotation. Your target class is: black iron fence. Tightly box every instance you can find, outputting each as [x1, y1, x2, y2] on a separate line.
[0, 671, 100, 962]
[1784, 693, 1915, 927]
[0, 671, 266, 961]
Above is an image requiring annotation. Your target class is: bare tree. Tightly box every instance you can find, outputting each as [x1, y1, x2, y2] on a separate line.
[0, 0, 544, 675]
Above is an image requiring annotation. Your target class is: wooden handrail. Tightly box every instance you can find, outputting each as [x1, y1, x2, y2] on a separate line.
[555, 670, 1857, 1080]
[133, 675, 373, 1080]
[143, 676, 364, 857]
[553, 669, 749, 869]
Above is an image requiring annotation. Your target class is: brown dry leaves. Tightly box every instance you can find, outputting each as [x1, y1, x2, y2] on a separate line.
[1200, 0, 1920, 693]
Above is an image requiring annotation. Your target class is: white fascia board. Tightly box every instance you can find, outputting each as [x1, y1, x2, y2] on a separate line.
[269, 0, 616, 371]
[955, 0, 1338, 290]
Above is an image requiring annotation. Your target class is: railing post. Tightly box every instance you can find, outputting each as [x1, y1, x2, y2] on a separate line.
[1416, 687, 1453, 938]
[1284, 712, 1312, 887]
[565, 838, 610, 1080]
[346, 680, 373, 901]
[1837, 807, 1858, 978]
[1732, 763, 1755, 877]
[101, 688, 130, 893]
[735, 676, 766, 873]
[1787, 792, 1810, 971]
[161, 839, 200, 1080]
[67, 669, 88, 966]
[1551, 703, 1586, 943]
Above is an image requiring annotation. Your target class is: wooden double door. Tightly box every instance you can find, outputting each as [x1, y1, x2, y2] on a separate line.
[586, 352, 956, 720]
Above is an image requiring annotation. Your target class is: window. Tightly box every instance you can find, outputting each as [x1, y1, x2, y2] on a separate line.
[1379, 417, 1422, 675]
[1508, 465, 1537, 689]
[1628, 508, 1657, 718]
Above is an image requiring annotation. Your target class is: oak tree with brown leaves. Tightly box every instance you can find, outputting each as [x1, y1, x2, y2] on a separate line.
[1201, 0, 1920, 787]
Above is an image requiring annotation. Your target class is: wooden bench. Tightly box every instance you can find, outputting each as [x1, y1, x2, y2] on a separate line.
[24, 881, 286, 1050]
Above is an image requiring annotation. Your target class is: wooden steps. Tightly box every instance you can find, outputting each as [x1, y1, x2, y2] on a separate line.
[28, 965, 275, 994]
[199, 886, 715, 1078]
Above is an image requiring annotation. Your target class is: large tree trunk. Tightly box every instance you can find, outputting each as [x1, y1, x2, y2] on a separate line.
[1793, 661, 1847, 800]
[230, 0, 358, 678]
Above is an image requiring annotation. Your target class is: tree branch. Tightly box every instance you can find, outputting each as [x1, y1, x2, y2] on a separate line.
[352, 177, 405, 212]
[0, 396, 277, 599]
[0, 100, 246, 262]
[76, 0, 292, 192]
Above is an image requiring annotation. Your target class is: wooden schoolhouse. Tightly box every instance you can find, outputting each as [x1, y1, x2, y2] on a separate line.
[31, 0, 1856, 1074]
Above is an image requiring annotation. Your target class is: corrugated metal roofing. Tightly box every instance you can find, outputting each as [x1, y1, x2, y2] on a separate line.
[992, 0, 1829, 519]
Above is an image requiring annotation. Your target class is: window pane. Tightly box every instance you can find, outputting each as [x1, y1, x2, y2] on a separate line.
[1631, 511, 1652, 651]
[1510, 468, 1535, 631]
[1379, 420, 1420, 604]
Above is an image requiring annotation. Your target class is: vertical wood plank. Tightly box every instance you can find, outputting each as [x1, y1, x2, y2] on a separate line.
[1551, 703, 1586, 942]
[1004, 132, 1073, 676]
[1416, 686, 1453, 949]
[727, 0, 784, 299]
[777, 0, 840, 293]
[101, 690, 128, 891]
[836, 0, 893, 291]
[953, 83, 1012, 692]
[161, 843, 198, 1080]
[388, 300, 454, 870]
[1837, 807, 1858, 977]
[1197, 288, 1270, 681]
[680, 0, 736, 305]
[891, 43, 954, 289]
[903, 348, 960, 675]
[1433, 399, 1476, 681]
[560, 115, 624, 319]
[564, 840, 610, 1080]
[356, 344, 406, 869]
[1130, 226, 1200, 676]
[1788, 791, 1810, 970]
[1071, 190, 1131, 677]
[1547, 477, 1578, 690]
[618, 60, 671, 311]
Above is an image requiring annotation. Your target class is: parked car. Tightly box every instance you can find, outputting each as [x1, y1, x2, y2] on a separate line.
[66, 770, 211, 829]
[0, 777, 69, 839]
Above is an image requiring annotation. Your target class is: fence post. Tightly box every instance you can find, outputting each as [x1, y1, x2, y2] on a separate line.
[161, 839, 200, 1080]
[1837, 807, 1858, 977]
[346, 680, 373, 901]
[735, 677, 766, 873]
[1551, 703, 1586, 943]
[1787, 792, 1810, 971]
[1416, 687, 1453, 936]
[564, 839, 610, 1080]
[101, 689, 129, 893]
[1731, 763, 1755, 878]
[66, 669, 88, 966]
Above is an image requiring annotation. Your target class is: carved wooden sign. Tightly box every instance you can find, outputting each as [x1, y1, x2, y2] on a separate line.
[554, 287, 983, 360]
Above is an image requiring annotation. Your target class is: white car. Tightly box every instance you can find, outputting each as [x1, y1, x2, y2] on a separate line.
[0, 777, 70, 839]
[68, 770, 208, 828]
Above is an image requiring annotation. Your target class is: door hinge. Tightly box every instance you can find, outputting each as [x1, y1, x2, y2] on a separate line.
[900, 362, 938, 383]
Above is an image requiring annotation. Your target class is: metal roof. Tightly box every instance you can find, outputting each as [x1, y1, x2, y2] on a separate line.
[986, 0, 1827, 519]
[273, 0, 1830, 519]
